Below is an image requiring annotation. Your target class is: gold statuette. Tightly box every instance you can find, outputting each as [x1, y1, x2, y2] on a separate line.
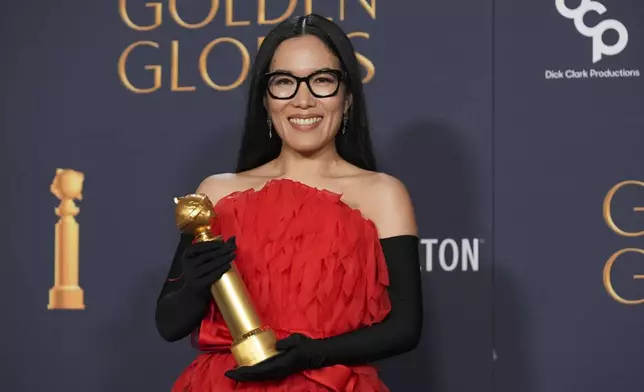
[174, 193, 279, 367]
[48, 168, 85, 310]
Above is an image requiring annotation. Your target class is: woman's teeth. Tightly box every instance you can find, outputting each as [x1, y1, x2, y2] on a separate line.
[289, 117, 322, 126]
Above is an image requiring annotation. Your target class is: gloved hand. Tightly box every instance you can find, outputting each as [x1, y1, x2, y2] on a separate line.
[224, 333, 323, 382]
[182, 236, 237, 297]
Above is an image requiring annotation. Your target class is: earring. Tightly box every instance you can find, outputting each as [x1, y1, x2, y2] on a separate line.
[341, 114, 348, 135]
[267, 117, 272, 138]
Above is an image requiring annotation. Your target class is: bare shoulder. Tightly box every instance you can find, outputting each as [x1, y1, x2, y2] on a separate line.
[361, 173, 418, 238]
[195, 163, 283, 204]
[195, 173, 257, 205]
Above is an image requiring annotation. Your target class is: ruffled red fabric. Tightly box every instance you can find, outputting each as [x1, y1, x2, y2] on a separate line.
[171, 179, 392, 392]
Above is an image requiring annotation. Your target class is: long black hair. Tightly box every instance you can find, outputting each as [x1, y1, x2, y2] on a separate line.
[235, 14, 377, 173]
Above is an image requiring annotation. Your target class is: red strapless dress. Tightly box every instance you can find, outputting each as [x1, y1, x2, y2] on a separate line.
[171, 179, 392, 392]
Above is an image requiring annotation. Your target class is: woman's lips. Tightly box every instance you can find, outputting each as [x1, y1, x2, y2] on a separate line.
[288, 116, 323, 131]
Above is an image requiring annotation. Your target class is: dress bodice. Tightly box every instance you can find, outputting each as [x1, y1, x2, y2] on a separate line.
[174, 179, 392, 392]
[196, 178, 391, 346]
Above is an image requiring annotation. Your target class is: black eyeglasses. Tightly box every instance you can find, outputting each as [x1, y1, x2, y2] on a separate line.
[264, 69, 345, 100]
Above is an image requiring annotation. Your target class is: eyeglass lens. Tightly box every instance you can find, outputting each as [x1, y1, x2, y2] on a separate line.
[267, 71, 340, 98]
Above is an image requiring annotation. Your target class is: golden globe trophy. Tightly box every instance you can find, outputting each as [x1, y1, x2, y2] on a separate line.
[173, 193, 279, 367]
[48, 168, 85, 310]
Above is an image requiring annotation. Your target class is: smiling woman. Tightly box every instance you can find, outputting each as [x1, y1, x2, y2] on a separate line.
[236, 14, 371, 173]
[262, 35, 350, 153]
[154, 13, 423, 392]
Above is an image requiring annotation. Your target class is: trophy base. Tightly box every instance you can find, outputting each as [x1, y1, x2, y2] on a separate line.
[48, 286, 85, 310]
[231, 328, 280, 367]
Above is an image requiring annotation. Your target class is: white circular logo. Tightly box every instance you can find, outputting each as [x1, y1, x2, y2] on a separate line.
[555, 0, 628, 63]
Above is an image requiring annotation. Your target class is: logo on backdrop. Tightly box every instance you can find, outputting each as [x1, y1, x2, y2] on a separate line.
[602, 180, 644, 305]
[555, 0, 627, 64]
[546, 0, 640, 80]
[48, 169, 86, 310]
[117, 0, 376, 94]
[420, 238, 482, 272]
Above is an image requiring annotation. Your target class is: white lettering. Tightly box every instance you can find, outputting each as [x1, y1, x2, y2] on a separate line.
[565, 69, 588, 78]
[461, 238, 479, 271]
[439, 239, 459, 271]
[421, 238, 481, 272]
[555, 0, 628, 63]
[545, 70, 564, 79]
[589, 68, 640, 78]
[421, 239, 438, 271]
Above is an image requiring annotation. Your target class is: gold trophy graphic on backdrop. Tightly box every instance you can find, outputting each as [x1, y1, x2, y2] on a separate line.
[174, 193, 279, 367]
[48, 168, 85, 310]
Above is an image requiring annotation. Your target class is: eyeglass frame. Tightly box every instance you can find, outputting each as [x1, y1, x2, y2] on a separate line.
[263, 68, 347, 100]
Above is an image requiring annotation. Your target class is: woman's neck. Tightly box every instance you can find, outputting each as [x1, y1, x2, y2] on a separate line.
[271, 144, 344, 179]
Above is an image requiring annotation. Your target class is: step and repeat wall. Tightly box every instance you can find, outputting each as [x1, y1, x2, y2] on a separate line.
[1, 1, 642, 391]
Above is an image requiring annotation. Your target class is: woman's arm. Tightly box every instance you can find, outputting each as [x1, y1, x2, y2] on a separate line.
[155, 175, 239, 342]
[154, 233, 212, 342]
[308, 233, 423, 365]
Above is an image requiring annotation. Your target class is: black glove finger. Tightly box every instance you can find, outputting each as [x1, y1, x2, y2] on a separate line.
[184, 253, 234, 290]
[193, 246, 235, 264]
[184, 239, 224, 253]
[188, 245, 236, 268]
[193, 266, 232, 287]
[197, 263, 234, 285]
[193, 272, 229, 290]
[185, 240, 233, 259]
[188, 264, 233, 294]
[275, 333, 307, 350]
[224, 350, 294, 381]
[193, 252, 236, 278]
[225, 370, 282, 382]
[185, 236, 237, 261]
[225, 369, 257, 382]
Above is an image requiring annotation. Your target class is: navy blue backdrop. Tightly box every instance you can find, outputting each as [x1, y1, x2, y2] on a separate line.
[1, 1, 642, 391]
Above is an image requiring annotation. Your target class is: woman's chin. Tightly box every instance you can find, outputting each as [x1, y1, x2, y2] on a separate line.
[282, 137, 331, 154]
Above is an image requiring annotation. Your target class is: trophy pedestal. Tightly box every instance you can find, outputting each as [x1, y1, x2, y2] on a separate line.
[231, 328, 280, 367]
[48, 286, 85, 310]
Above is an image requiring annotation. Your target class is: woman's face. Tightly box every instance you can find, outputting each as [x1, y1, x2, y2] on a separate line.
[264, 35, 351, 154]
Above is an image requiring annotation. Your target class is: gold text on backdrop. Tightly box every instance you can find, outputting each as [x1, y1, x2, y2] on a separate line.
[117, 0, 376, 93]
[48, 169, 86, 310]
[602, 180, 644, 305]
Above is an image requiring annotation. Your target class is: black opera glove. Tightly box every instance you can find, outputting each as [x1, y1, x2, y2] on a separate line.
[182, 236, 237, 298]
[155, 235, 238, 342]
[225, 333, 321, 382]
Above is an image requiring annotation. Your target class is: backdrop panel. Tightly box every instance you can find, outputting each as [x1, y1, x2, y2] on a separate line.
[493, 0, 644, 391]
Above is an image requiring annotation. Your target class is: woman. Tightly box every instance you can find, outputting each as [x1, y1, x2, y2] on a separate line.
[155, 14, 423, 392]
